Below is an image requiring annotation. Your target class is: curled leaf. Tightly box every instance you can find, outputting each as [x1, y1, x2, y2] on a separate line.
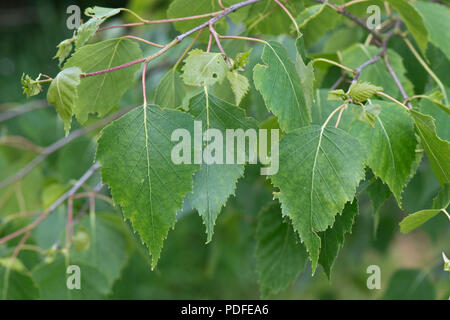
[348, 81, 383, 103]
[328, 89, 347, 101]
[21, 73, 43, 98]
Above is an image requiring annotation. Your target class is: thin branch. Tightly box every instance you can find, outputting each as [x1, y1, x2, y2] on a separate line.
[219, 35, 267, 45]
[0, 100, 49, 123]
[207, 33, 213, 52]
[310, 0, 382, 44]
[0, 136, 44, 153]
[322, 103, 348, 128]
[0, 163, 100, 245]
[123, 35, 164, 48]
[0, 106, 135, 190]
[352, 25, 398, 83]
[376, 91, 410, 111]
[312, 58, 355, 74]
[272, 0, 299, 34]
[98, 11, 224, 32]
[338, 0, 369, 11]
[65, 196, 74, 251]
[79, 0, 261, 79]
[383, 53, 412, 109]
[174, 28, 205, 70]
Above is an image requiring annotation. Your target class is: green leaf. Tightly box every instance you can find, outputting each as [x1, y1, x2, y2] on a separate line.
[182, 49, 229, 87]
[412, 1, 450, 61]
[341, 44, 413, 100]
[54, 37, 75, 67]
[187, 91, 258, 242]
[46, 67, 81, 135]
[0, 266, 39, 299]
[226, 70, 249, 105]
[420, 90, 450, 141]
[410, 110, 450, 185]
[271, 125, 366, 272]
[96, 105, 198, 268]
[154, 68, 187, 109]
[64, 38, 143, 124]
[399, 209, 440, 233]
[312, 91, 418, 207]
[167, 0, 238, 42]
[253, 41, 310, 132]
[21, 73, 43, 98]
[432, 184, 450, 210]
[318, 199, 358, 279]
[383, 269, 435, 299]
[328, 89, 347, 101]
[255, 201, 308, 297]
[75, 18, 103, 49]
[246, 0, 303, 35]
[352, 103, 381, 128]
[296, 3, 343, 47]
[295, 37, 315, 114]
[84, 6, 121, 18]
[348, 81, 383, 103]
[386, 0, 428, 54]
[75, 7, 121, 49]
[344, 101, 417, 207]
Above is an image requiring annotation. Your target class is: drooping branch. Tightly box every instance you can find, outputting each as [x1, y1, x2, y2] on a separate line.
[0, 105, 136, 190]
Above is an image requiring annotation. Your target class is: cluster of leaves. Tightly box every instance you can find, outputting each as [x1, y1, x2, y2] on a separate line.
[3, 0, 449, 299]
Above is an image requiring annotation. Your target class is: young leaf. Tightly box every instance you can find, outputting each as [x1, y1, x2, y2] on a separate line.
[253, 41, 310, 132]
[328, 89, 347, 101]
[96, 105, 198, 268]
[84, 6, 121, 18]
[46, 67, 81, 135]
[226, 70, 249, 105]
[21, 73, 43, 98]
[75, 7, 121, 49]
[348, 81, 383, 104]
[255, 201, 308, 298]
[154, 68, 187, 109]
[386, 0, 428, 55]
[271, 125, 366, 272]
[182, 49, 229, 87]
[54, 37, 75, 67]
[318, 199, 358, 279]
[187, 91, 258, 242]
[399, 209, 440, 233]
[410, 110, 450, 186]
[352, 103, 381, 128]
[64, 38, 143, 124]
[341, 45, 413, 100]
[400, 185, 449, 234]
